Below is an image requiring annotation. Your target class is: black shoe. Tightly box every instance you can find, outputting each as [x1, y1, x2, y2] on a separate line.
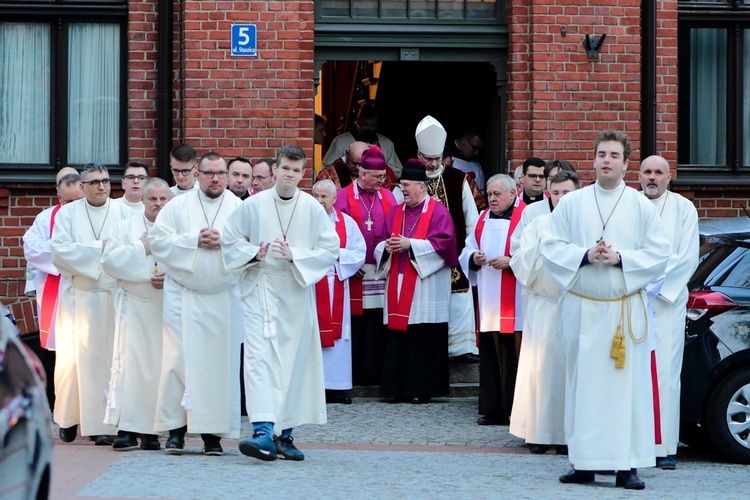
[528, 444, 550, 454]
[615, 469, 645, 490]
[59, 425, 78, 443]
[140, 434, 161, 451]
[656, 455, 676, 470]
[201, 434, 223, 456]
[453, 353, 480, 364]
[556, 445, 569, 455]
[94, 435, 115, 446]
[387, 396, 409, 404]
[165, 426, 187, 455]
[477, 415, 509, 426]
[112, 431, 139, 451]
[325, 390, 353, 405]
[559, 469, 595, 484]
[410, 396, 432, 404]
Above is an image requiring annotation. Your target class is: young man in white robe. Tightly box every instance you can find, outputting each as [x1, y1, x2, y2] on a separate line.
[222, 145, 339, 462]
[101, 178, 172, 451]
[458, 174, 524, 424]
[639, 155, 699, 470]
[509, 170, 579, 454]
[540, 130, 670, 490]
[149, 152, 243, 456]
[168, 144, 200, 196]
[112, 161, 147, 214]
[312, 180, 366, 405]
[51, 163, 133, 445]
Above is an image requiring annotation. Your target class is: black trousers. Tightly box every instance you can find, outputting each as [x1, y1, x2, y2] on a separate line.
[478, 331, 518, 418]
[351, 308, 386, 386]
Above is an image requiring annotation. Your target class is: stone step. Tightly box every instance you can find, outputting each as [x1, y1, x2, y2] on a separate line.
[351, 359, 479, 398]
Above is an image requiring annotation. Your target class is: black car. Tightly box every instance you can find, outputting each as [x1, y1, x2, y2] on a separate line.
[681, 217, 750, 463]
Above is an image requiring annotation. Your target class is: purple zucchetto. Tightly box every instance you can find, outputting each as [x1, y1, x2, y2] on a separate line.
[360, 145, 387, 171]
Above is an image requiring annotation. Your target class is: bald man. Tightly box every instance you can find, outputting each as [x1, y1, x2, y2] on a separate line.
[638, 155, 699, 470]
[316, 141, 395, 190]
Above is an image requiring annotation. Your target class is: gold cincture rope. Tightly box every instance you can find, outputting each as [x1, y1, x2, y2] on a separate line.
[568, 290, 648, 369]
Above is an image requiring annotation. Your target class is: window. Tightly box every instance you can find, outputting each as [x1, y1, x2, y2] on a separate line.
[317, 0, 503, 22]
[0, 1, 126, 180]
[678, 1, 750, 177]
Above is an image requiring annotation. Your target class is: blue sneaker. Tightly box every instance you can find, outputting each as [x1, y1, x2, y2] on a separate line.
[274, 435, 304, 461]
[239, 434, 277, 461]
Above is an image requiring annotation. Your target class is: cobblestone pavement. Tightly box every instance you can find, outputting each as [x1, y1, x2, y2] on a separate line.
[52, 397, 745, 499]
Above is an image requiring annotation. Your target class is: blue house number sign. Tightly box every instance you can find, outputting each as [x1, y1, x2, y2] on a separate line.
[231, 24, 257, 57]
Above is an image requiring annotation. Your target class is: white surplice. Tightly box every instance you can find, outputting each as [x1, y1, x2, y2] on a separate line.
[112, 197, 144, 215]
[149, 189, 242, 437]
[169, 183, 199, 197]
[222, 188, 339, 432]
[320, 211, 366, 390]
[23, 205, 62, 350]
[648, 191, 699, 456]
[540, 182, 670, 470]
[51, 198, 132, 436]
[101, 215, 163, 434]
[508, 213, 566, 445]
[510, 197, 551, 255]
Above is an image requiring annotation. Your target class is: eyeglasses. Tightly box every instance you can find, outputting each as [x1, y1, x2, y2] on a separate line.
[123, 175, 148, 182]
[170, 167, 195, 176]
[252, 174, 272, 181]
[198, 170, 228, 179]
[525, 173, 545, 180]
[419, 152, 442, 164]
[465, 138, 482, 151]
[81, 178, 111, 188]
[363, 171, 387, 181]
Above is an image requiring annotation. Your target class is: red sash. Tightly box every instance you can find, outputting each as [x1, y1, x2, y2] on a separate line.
[315, 210, 348, 348]
[346, 183, 394, 315]
[474, 197, 525, 334]
[39, 204, 63, 349]
[386, 198, 437, 331]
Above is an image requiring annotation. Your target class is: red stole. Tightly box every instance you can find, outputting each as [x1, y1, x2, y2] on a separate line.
[474, 197, 525, 334]
[315, 210, 347, 348]
[39, 203, 63, 348]
[386, 198, 437, 331]
[346, 183, 394, 315]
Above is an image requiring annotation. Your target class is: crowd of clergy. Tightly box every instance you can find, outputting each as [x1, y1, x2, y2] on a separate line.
[21, 110, 698, 486]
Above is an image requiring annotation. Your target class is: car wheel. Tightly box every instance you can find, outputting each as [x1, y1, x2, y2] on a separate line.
[705, 366, 750, 464]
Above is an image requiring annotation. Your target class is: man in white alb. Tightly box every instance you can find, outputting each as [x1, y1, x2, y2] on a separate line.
[169, 144, 200, 196]
[113, 161, 148, 213]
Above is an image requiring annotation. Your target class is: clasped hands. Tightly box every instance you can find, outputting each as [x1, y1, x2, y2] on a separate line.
[198, 228, 221, 249]
[587, 239, 619, 265]
[472, 250, 511, 270]
[256, 238, 292, 262]
[385, 233, 410, 253]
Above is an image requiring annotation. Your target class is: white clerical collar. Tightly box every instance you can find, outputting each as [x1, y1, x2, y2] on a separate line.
[594, 180, 625, 196]
[426, 165, 444, 179]
[86, 198, 109, 211]
[648, 190, 668, 203]
[272, 187, 299, 202]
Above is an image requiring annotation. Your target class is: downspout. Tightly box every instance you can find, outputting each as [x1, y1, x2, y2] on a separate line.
[156, 0, 173, 180]
[641, 0, 657, 158]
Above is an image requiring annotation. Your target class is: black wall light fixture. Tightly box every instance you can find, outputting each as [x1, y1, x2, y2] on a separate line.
[582, 34, 607, 59]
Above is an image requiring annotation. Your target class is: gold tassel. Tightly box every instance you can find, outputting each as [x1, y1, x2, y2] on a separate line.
[610, 326, 623, 359]
[615, 343, 626, 369]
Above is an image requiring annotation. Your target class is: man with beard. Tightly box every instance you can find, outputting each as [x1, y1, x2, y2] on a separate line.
[102, 178, 172, 451]
[149, 152, 243, 456]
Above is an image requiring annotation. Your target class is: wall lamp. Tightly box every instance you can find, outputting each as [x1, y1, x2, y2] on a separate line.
[582, 34, 607, 59]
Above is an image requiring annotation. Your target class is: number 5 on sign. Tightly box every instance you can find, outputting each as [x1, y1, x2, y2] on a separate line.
[231, 24, 257, 57]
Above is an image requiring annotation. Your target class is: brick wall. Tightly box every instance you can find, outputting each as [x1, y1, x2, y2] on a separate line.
[506, 0, 679, 184]
[674, 185, 750, 219]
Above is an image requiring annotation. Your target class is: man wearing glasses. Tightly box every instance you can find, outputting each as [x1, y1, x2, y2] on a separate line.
[519, 157, 547, 205]
[169, 144, 199, 196]
[150, 152, 243, 456]
[447, 129, 486, 196]
[114, 161, 149, 213]
[250, 158, 277, 193]
[51, 163, 132, 446]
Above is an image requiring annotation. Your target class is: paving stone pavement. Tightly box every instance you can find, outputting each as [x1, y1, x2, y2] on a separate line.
[52, 397, 746, 499]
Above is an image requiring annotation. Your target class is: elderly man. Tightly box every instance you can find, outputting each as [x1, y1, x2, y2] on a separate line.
[509, 170, 579, 454]
[251, 158, 276, 193]
[222, 145, 339, 462]
[318, 140, 391, 190]
[102, 178, 172, 451]
[114, 161, 148, 213]
[459, 174, 525, 425]
[403, 115, 481, 364]
[169, 144, 199, 196]
[323, 104, 402, 177]
[312, 179, 366, 405]
[541, 131, 670, 490]
[227, 156, 253, 199]
[334, 145, 398, 387]
[639, 155, 699, 470]
[51, 163, 132, 445]
[150, 152, 243, 456]
[375, 161, 456, 403]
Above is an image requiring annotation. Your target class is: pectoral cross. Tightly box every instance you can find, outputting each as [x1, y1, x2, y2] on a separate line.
[365, 217, 374, 231]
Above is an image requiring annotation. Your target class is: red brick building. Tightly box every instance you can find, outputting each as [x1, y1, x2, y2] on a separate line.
[1, 0, 749, 334]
